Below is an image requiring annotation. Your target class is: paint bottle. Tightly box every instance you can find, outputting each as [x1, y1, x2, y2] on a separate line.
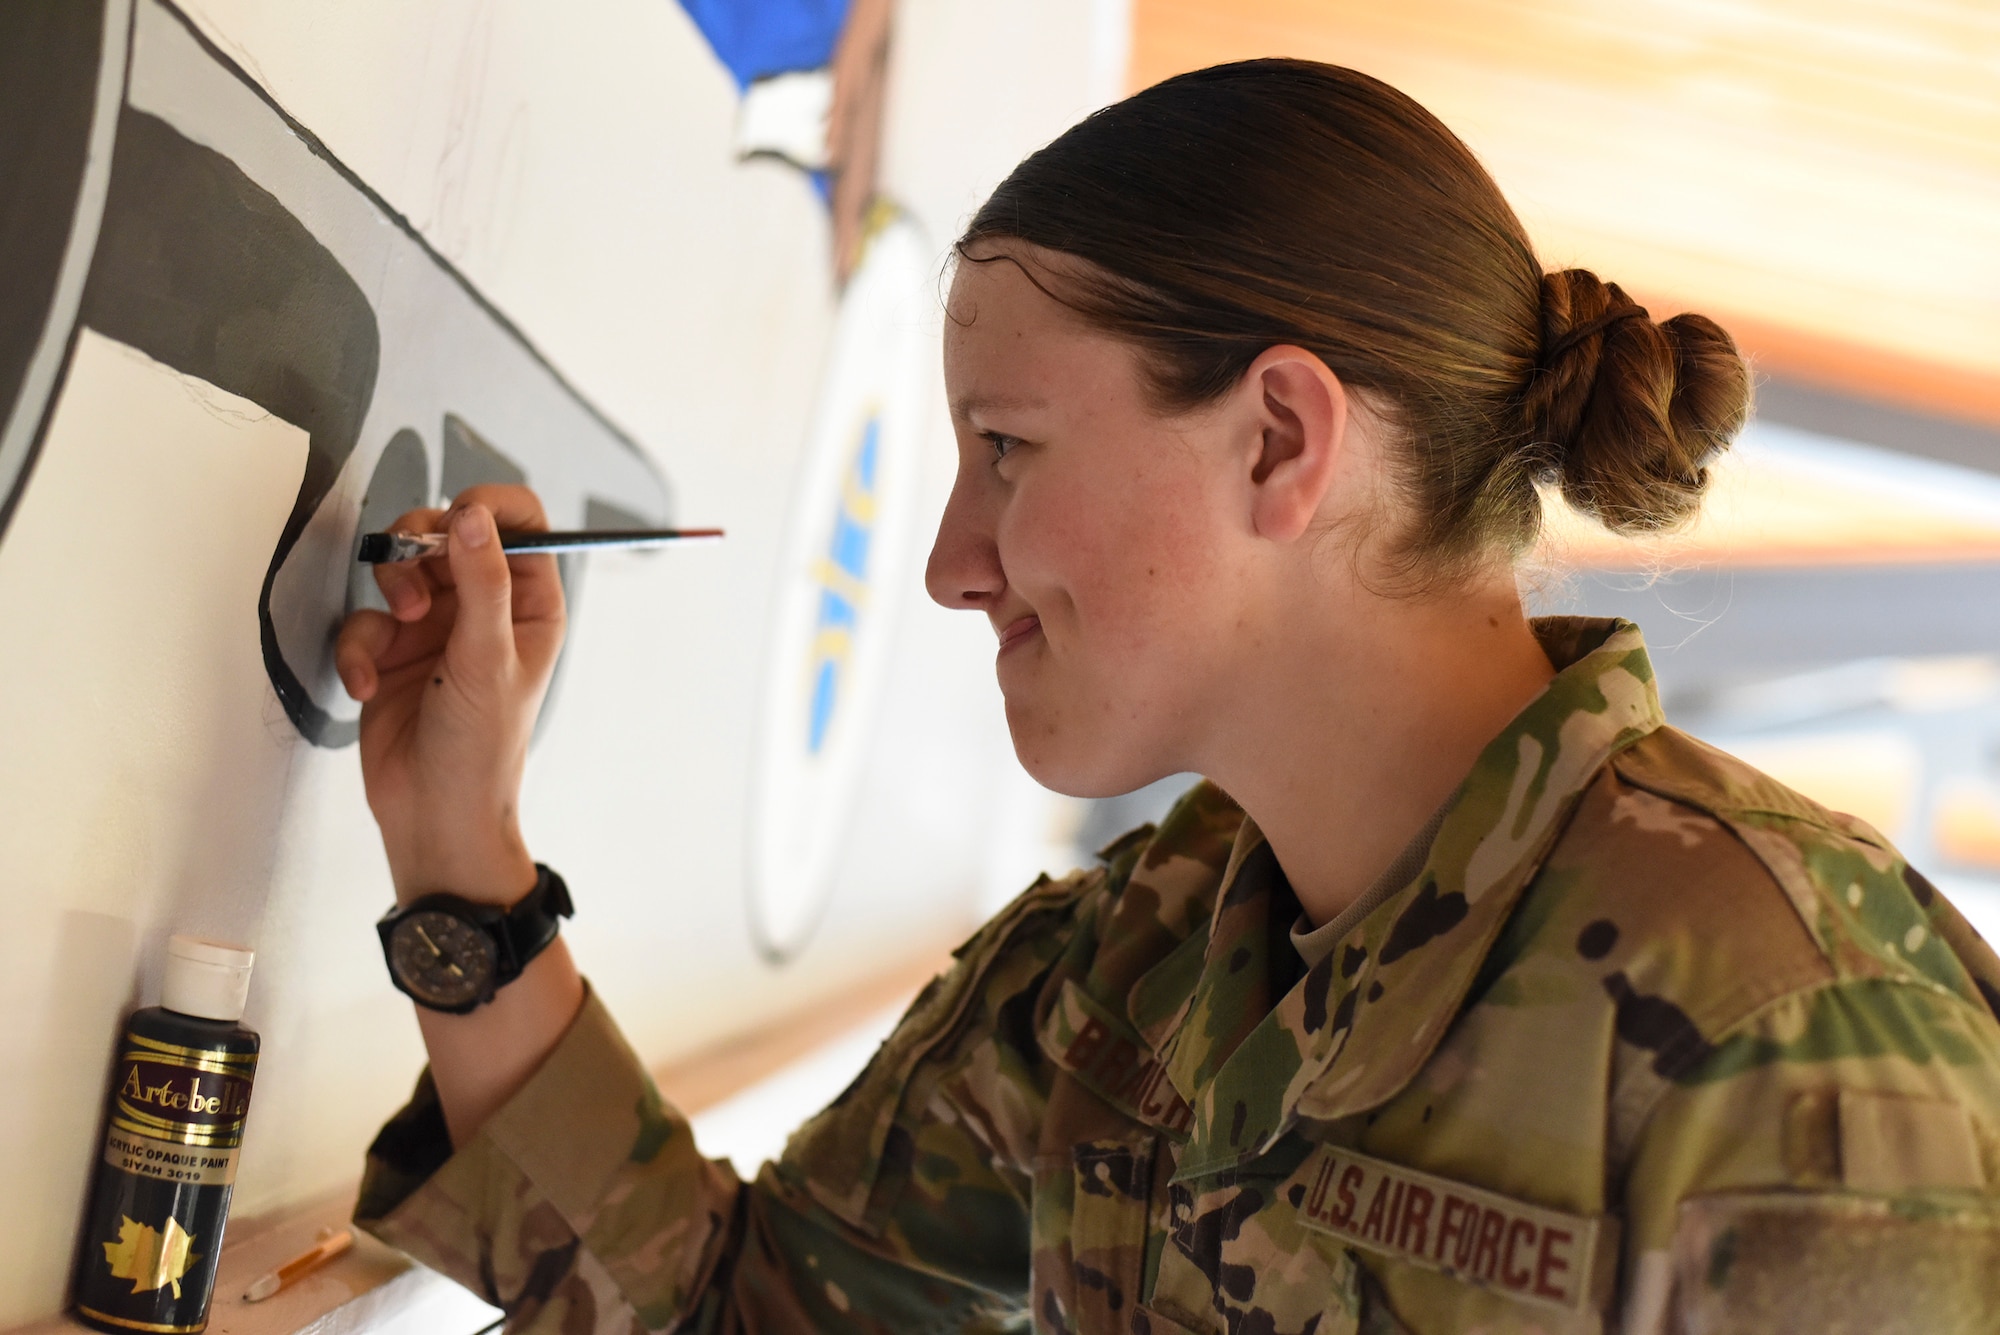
[74, 937, 259, 1335]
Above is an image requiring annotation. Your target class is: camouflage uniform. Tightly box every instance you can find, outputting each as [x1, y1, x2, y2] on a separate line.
[357, 618, 2000, 1333]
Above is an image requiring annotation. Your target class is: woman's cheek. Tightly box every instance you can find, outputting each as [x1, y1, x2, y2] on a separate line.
[1005, 442, 1224, 653]
[998, 483, 1098, 612]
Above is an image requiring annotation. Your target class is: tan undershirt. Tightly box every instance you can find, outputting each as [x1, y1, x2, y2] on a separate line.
[1289, 801, 1451, 968]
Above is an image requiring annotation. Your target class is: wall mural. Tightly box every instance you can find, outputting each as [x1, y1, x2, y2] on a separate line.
[1, 0, 938, 964]
[677, 0, 934, 961]
[0, 0, 674, 750]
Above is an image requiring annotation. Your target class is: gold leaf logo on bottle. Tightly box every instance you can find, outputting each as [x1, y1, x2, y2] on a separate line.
[101, 1215, 201, 1299]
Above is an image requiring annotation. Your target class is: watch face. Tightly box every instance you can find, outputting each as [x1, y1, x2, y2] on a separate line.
[388, 910, 498, 1010]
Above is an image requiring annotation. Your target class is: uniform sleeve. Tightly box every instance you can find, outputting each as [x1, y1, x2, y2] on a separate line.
[355, 869, 1093, 1334]
[356, 987, 744, 1331]
[1615, 975, 2000, 1335]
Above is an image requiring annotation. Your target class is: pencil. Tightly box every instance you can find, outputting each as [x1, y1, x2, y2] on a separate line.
[242, 1226, 354, 1302]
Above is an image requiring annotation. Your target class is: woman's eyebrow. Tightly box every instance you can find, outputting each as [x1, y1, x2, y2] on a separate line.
[951, 391, 1048, 421]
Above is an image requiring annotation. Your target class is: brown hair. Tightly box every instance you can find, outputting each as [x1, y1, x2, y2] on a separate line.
[956, 59, 1749, 585]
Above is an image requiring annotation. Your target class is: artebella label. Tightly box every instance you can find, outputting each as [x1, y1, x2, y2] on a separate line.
[111, 1042, 254, 1148]
[103, 1125, 239, 1187]
[1291, 1145, 1612, 1312]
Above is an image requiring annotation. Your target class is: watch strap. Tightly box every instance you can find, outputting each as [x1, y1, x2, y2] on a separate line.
[492, 863, 573, 984]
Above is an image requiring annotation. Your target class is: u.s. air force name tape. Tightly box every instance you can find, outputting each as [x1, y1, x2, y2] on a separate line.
[1290, 1145, 1617, 1312]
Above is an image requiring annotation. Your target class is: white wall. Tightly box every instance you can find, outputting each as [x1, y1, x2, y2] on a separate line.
[0, 1, 1118, 1322]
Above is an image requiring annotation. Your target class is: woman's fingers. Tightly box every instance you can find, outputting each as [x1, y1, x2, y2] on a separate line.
[356, 486, 565, 690]
[373, 506, 446, 620]
[441, 503, 519, 683]
[451, 483, 548, 535]
[447, 484, 564, 627]
[335, 608, 400, 702]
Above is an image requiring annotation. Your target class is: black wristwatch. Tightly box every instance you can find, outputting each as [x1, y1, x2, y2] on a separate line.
[377, 864, 574, 1014]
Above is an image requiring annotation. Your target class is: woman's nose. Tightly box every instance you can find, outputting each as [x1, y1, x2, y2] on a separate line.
[925, 473, 1004, 610]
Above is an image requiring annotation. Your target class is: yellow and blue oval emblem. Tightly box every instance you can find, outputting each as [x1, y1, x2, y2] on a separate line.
[747, 215, 930, 962]
[806, 413, 879, 755]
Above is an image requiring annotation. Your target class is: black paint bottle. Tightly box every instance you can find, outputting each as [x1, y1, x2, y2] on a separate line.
[75, 937, 259, 1334]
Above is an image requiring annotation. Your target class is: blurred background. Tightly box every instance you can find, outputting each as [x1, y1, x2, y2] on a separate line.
[1093, 0, 2000, 943]
[1, 2, 1994, 1331]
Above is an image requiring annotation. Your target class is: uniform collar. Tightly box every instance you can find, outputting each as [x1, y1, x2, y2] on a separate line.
[1126, 617, 1666, 1177]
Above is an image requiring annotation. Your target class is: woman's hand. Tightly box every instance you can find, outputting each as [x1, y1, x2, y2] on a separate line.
[335, 485, 565, 905]
[339, 485, 585, 1145]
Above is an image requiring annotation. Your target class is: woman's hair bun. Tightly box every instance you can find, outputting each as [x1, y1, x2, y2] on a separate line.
[1522, 269, 1750, 535]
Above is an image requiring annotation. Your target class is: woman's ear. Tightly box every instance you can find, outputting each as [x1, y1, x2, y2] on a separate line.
[1245, 346, 1347, 542]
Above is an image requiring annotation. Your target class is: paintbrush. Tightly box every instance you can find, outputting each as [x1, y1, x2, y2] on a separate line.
[357, 527, 724, 563]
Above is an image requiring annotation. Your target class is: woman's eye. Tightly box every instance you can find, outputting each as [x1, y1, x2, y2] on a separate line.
[984, 432, 1022, 462]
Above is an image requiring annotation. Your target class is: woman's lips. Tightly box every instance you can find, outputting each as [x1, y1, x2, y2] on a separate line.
[996, 615, 1041, 655]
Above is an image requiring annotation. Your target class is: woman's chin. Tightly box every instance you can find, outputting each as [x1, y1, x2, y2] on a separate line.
[1004, 716, 1160, 802]
[1004, 721, 1086, 797]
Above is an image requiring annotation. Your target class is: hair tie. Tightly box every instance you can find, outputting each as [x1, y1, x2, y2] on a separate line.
[1541, 304, 1649, 369]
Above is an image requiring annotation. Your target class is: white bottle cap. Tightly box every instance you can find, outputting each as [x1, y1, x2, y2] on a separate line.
[162, 935, 255, 1022]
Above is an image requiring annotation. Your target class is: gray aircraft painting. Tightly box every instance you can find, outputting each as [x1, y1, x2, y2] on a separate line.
[0, 0, 674, 747]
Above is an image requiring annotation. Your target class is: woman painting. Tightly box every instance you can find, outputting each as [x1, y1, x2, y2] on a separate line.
[338, 59, 2000, 1335]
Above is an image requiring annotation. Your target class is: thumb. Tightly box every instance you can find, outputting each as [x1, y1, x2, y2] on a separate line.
[444, 504, 517, 680]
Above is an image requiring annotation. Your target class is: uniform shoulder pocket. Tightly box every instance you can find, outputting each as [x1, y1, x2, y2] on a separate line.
[783, 867, 1102, 1232]
[1671, 1189, 2000, 1334]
